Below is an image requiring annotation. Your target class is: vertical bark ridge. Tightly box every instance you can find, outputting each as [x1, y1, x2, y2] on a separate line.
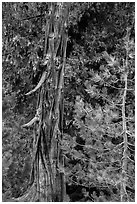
[14, 3, 69, 202]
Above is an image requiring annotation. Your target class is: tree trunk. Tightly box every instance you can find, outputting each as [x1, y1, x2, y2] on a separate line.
[13, 3, 69, 202]
[120, 28, 130, 202]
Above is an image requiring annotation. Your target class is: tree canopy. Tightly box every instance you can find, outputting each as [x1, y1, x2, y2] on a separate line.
[2, 2, 135, 202]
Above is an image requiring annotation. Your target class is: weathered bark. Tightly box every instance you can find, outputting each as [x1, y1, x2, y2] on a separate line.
[13, 3, 69, 202]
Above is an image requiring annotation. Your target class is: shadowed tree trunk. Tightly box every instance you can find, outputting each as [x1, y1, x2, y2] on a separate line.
[13, 2, 69, 202]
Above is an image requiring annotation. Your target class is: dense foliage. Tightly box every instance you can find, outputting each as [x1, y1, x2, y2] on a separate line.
[2, 2, 135, 202]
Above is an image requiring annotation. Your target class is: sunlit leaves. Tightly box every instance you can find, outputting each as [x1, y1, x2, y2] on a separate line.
[2, 1, 135, 201]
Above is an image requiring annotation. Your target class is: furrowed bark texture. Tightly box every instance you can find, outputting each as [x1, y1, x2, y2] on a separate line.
[14, 3, 69, 202]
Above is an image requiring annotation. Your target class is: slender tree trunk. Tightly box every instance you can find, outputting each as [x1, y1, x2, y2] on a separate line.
[120, 28, 130, 202]
[14, 3, 69, 202]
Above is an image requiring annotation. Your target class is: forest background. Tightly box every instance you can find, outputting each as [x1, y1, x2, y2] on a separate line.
[2, 2, 135, 202]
